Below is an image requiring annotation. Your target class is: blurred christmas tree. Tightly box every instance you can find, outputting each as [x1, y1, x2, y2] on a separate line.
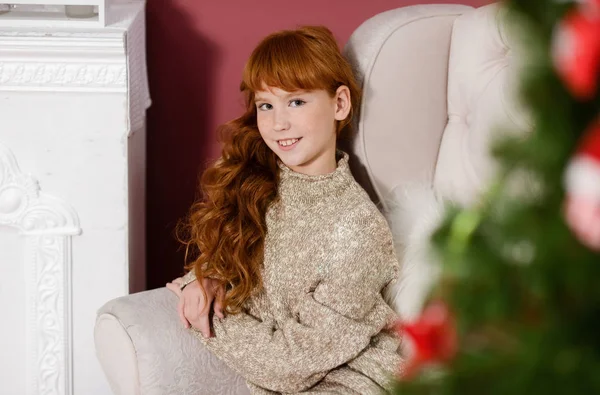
[393, 1, 600, 393]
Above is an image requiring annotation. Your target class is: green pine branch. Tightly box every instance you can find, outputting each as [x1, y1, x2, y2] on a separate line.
[394, 1, 600, 393]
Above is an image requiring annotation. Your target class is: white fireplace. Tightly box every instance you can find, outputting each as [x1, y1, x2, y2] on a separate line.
[0, 2, 150, 394]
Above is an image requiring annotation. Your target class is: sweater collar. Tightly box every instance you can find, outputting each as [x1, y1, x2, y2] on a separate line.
[277, 150, 354, 205]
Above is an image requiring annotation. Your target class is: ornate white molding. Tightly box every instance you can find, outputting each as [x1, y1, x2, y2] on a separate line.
[0, 142, 80, 395]
[0, 1, 150, 131]
[0, 61, 127, 92]
[0, 1, 147, 93]
[0, 29, 127, 92]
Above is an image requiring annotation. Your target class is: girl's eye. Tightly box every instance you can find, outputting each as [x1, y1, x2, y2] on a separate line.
[289, 99, 305, 107]
[258, 103, 272, 111]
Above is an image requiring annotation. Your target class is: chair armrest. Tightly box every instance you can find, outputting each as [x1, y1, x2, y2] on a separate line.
[94, 288, 250, 395]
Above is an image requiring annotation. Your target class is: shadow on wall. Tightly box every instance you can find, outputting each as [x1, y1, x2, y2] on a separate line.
[145, 0, 221, 289]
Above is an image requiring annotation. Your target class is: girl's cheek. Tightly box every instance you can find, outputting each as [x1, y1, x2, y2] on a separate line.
[257, 119, 268, 134]
[260, 114, 272, 129]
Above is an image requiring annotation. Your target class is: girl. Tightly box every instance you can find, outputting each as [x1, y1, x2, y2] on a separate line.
[166, 26, 402, 394]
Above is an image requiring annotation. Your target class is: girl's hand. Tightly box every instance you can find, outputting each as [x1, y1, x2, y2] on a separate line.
[166, 276, 226, 338]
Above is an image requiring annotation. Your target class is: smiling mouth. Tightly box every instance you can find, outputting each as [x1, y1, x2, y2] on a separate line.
[277, 137, 302, 147]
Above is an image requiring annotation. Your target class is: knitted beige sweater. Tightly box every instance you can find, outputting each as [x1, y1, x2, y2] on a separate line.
[186, 151, 402, 394]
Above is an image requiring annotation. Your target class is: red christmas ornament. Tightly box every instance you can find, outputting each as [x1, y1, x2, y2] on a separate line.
[396, 300, 457, 379]
[564, 122, 600, 251]
[553, 6, 600, 99]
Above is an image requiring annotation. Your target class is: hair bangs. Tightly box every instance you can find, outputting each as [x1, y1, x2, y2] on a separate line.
[242, 31, 334, 94]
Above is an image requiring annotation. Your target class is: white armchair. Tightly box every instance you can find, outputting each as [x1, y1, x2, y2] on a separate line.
[94, 3, 524, 394]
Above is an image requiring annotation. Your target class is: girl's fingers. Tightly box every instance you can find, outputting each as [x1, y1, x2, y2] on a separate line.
[189, 314, 212, 339]
[184, 296, 211, 338]
[213, 285, 226, 319]
[177, 298, 189, 328]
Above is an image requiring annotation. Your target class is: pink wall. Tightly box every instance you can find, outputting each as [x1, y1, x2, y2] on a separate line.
[145, 0, 492, 289]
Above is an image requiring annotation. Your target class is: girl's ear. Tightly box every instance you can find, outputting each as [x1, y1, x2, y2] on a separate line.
[334, 85, 351, 121]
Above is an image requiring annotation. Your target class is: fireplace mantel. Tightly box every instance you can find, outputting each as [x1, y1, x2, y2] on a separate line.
[0, 2, 149, 394]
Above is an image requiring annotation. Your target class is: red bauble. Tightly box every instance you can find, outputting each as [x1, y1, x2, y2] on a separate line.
[553, 9, 600, 99]
[396, 300, 457, 379]
[564, 122, 600, 251]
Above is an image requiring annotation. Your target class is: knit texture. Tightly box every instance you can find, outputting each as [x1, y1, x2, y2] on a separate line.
[187, 151, 402, 394]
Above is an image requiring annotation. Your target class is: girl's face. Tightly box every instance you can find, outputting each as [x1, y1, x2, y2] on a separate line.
[254, 85, 351, 176]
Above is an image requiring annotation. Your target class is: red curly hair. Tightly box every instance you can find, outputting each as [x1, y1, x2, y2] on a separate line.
[178, 26, 361, 313]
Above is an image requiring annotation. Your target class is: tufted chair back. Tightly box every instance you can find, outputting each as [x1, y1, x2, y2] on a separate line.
[343, 3, 529, 319]
[344, 3, 527, 210]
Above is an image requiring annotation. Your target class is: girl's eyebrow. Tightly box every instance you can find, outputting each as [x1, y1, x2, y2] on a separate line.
[254, 91, 309, 103]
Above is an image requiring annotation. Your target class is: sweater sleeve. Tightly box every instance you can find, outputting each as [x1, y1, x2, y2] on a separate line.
[180, 269, 197, 290]
[194, 216, 400, 393]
